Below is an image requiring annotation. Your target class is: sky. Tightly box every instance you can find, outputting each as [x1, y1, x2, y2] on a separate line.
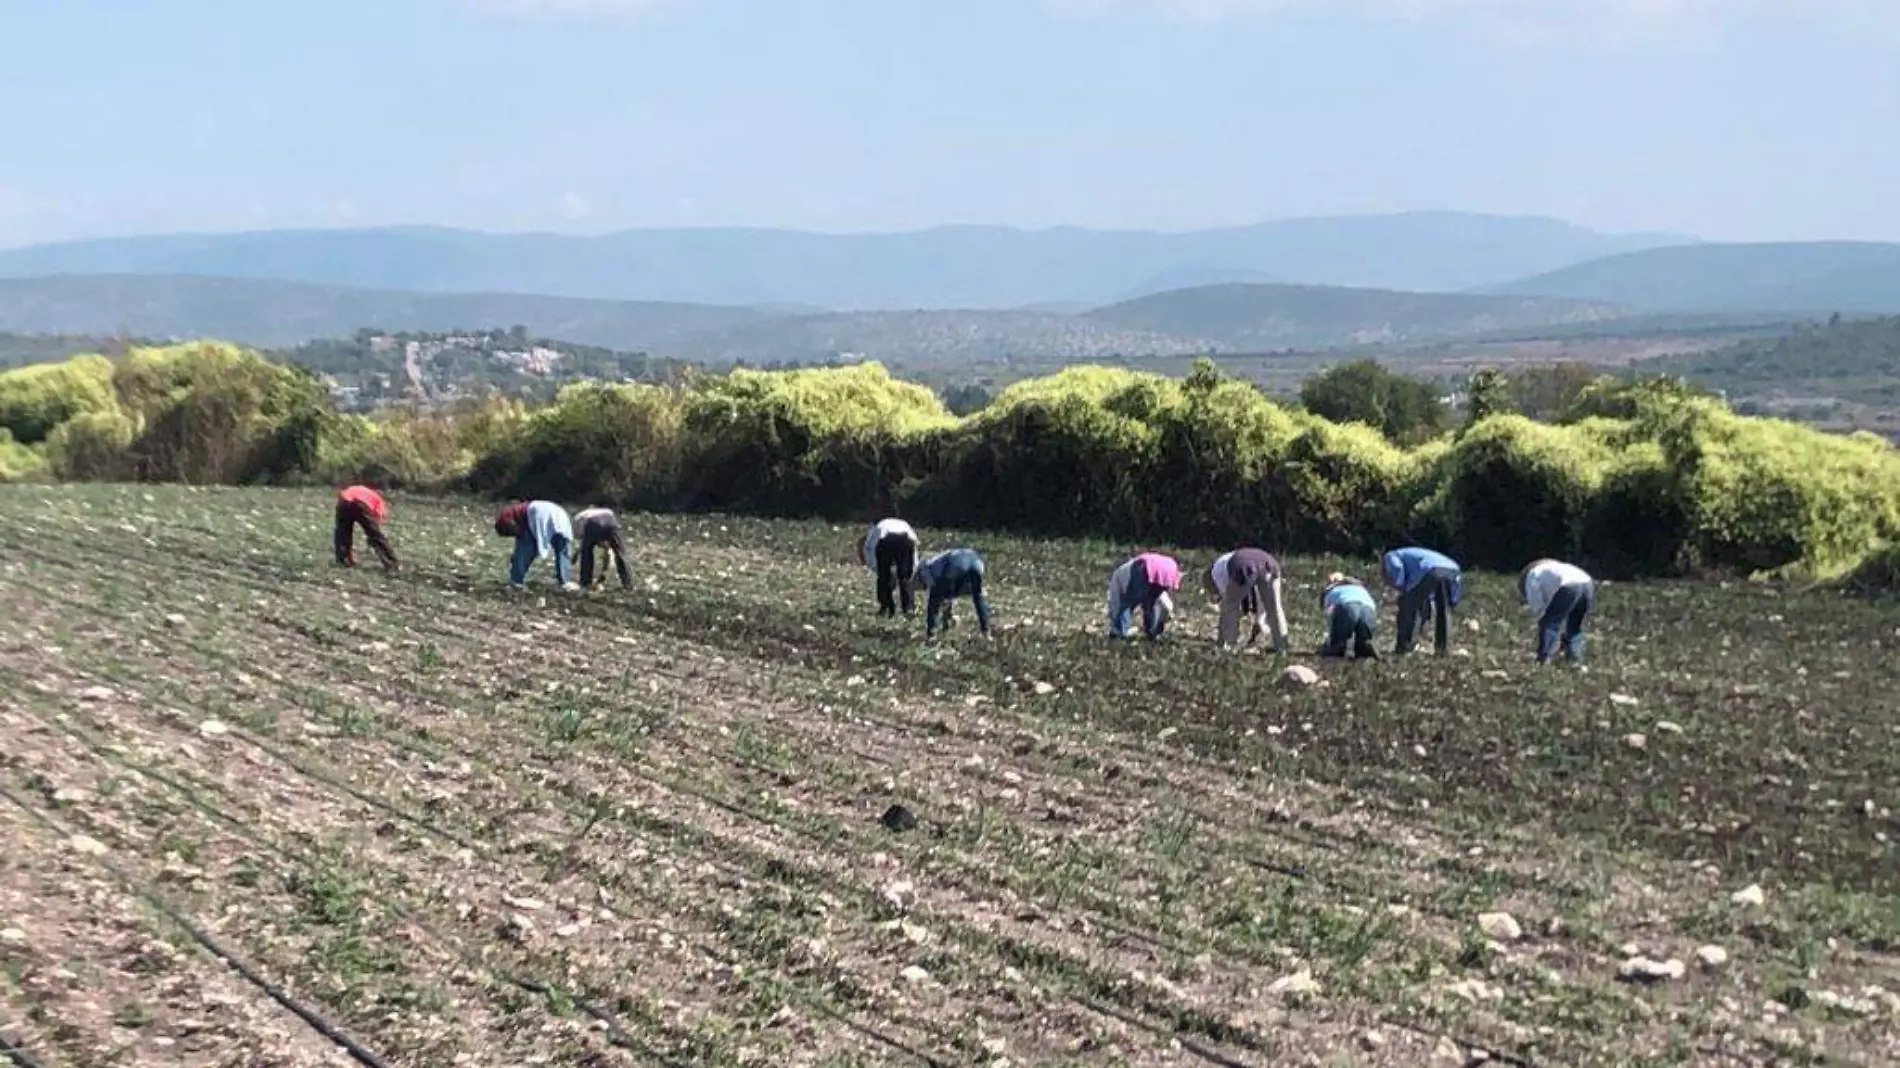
[1, 0, 1897, 247]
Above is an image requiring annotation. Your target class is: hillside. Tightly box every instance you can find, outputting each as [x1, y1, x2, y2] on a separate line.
[0, 274, 772, 350]
[663, 309, 1212, 367]
[0, 212, 1692, 309]
[1491, 241, 1900, 314]
[0, 331, 134, 371]
[1084, 282, 1625, 350]
[1633, 314, 1900, 435]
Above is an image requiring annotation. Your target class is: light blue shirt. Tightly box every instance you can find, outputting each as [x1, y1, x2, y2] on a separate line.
[524, 501, 573, 558]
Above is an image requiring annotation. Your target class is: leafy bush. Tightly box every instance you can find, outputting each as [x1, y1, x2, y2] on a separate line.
[0, 429, 47, 482]
[1660, 406, 1900, 577]
[1429, 416, 1610, 571]
[0, 355, 117, 444]
[113, 342, 332, 484]
[1268, 417, 1421, 554]
[484, 383, 685, 504]
[678, 363, 953, 515]
[44, 409, 138, 482]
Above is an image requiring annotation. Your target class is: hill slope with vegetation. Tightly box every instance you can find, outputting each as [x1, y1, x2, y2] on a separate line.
[0, 274, 773, 350]
[1633, 314, 1900, 434]
[1084, 282, 1624, 349]
[1493, 241, 1900, 313]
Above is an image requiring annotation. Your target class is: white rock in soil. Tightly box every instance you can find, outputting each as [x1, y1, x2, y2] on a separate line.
[1278, 665, 1320, 690]
[1731, 883, 1766, 907]
[1656, 721, 1684, 735]
[1624, 733, 1648, 750]
[1610, 693, 1640, 707]
[1447, 978, 1502, 1002]
[52, 788, 91, 804]
[67, 834, 109, 857]
[198, 720, 230, 737]
[882, 879, 915, 910]
[1358, 1030, 1385, 1052]
[1267, 970, 1321, 997]
[1618, 956, 1686, 983]
[502, 895, 546, 911]
[1466, 619, 1482, 632]
[78, 686, 116, 702]
[1032, 680, 1056, 696]
[1696, 945, 1730, 970]
[554, 923, 581, 938]
[1813, 990, 1879, 1017]
[1478, 912, 1522, 942]
[900, 965, 932, 984]
[0, 927, 24, 944]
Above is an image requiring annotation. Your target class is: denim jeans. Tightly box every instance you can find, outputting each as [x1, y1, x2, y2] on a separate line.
[1395, 567, 1457, 655]
[1110, 566, 1165, 638]
[1537, 581, 1595, 662]
[510, 533, 573, 586]
[1321, 601, 1377, 659]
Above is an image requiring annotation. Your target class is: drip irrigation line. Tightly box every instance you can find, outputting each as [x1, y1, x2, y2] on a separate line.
[0, 1027, 49, 1068]
[0, 784, 393, 1068]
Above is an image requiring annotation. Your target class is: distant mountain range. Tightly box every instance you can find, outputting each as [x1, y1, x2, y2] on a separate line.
[7, 214, 1900, 370]
[1490, 241, 1900, 314]
[0, 212, 1692, 309]
[0, 273, 1659, 365]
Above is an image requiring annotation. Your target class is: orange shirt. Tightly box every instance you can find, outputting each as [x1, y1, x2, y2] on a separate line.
[338, 485, 388, 523]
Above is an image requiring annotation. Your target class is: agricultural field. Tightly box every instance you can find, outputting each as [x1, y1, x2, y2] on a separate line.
[0, 484, 1896, 1068]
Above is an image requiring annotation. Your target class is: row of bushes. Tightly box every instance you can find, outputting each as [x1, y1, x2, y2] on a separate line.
[5, 344, 1899, 581]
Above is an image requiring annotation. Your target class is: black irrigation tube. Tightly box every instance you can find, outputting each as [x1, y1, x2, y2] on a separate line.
[13, 543, 1558, 1067]
[0, 783, 393, 1068]
[0, 1027, 49, 1068]
[9, 679, 952, 1068]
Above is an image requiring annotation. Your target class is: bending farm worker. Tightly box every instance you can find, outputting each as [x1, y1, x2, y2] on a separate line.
[1381, 545, 1464, 656]
[1214, 548, 1289, 652]
[494, 499, 577, 591]
[861, 517, 920, 618]
[1106, 552, 1182, 639]
[912, 548, 992, 640]
[1521, 558, 1596, 664]
[333, 484, 399, 572]
[1318, 572, 1378, 659]
[573, 506, 632, 590]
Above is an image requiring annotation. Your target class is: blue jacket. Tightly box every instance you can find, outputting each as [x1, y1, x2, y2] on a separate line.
[1382, 547, 1462, 607]
[1323, 581, 1377, 614]
[918, 549, 991, 636]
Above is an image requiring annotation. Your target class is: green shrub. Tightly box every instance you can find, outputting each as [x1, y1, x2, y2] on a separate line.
[1661, 406, 1900, 577]
[678, 363, 952, 515]
[1430, 415, 1610, 570]
[930, 368, 1166, 534]
[0, 429, 48, 482]
[488, 383, 685, 504]
[1267, 417, 1419, 554]
[112, 342, 332, 485]
[0, 355, 117, 444]
[44, 409, 138, 482]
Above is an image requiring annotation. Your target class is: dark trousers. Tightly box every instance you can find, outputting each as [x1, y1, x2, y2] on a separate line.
[333, 500, 397, 571]
[1537, 582, 1595, 663]
[578, 515, 632, 589]
[1395, 567, 1456, 655]
[874, 534, 917, 617]
[1321, 601, 1377, 659]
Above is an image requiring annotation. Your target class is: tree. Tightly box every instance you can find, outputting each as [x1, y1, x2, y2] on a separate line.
[1505, 362, 1606, 422]
[1465, 368, 1509, 429]
[1298, 360, 1446, 445]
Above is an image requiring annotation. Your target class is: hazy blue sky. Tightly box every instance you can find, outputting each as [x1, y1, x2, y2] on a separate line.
[2, 0, 1896, 246]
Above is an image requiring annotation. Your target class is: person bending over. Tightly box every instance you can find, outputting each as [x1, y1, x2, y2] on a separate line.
[1381, 545, 1463, 656]
[912, 548, 992, 640]
[1214, 548, 1290, 652]
[1318, 572, 1378, 659]
[334, 484, 399, 572]
[1106, 552, 1181, 639]
[495, 499, 577, 591]
[861, 517, 920, 618]
[573, 506, 633, 590]
[1521, 557, 1595, 664]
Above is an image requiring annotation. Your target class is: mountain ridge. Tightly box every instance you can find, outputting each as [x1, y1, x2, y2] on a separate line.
[0, 211, 1696, 310]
